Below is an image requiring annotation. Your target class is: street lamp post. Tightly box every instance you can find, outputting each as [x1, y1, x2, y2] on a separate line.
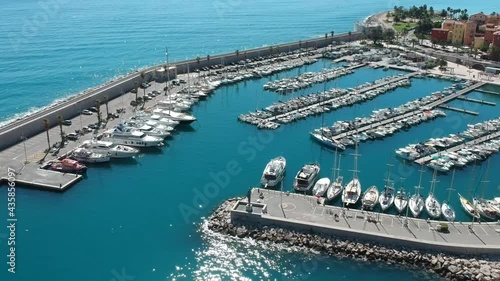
[165, 46, 169, 96]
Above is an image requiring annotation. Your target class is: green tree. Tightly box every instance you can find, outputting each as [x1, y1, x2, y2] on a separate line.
[366, 27, 383, 44]
[104, 96, 109, 119]
[133, 81, 139, 104]
[383, 29, 396, 42]
[440, 9, 447, 18]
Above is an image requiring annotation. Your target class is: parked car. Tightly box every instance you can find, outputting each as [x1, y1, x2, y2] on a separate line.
[62, 120, 72, 126]
[89, 106, 99, 112]
[130, 100, 138, 106]
[81, 109, 93, 115]
[140, 82, 150, 88]
[88, 123, 99, 129]
[66, 133, 78, 141]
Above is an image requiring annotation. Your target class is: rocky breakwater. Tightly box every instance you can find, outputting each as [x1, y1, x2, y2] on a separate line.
[207, 198, 500, 281]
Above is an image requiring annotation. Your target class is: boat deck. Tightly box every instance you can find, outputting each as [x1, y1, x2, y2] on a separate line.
[232, 188, 500, 255]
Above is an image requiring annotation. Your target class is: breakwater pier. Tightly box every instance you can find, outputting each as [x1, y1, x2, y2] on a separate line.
[207, 190, 500, 280]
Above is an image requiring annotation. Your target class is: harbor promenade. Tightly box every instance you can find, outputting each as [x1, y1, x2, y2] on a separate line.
[232, 188, 500, 255]
[331, 82, 487, 141]
[0, 32, 363, 151]
[414, 130, 500, 165]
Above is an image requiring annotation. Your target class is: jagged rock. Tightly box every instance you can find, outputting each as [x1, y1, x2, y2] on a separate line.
[448, 265, 459, 274]
[236, 226, 248, 238]
[480, 265, 491, 277]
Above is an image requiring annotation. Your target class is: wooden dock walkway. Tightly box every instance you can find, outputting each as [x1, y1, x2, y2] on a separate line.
[331, 82, 486, 141]
[438, 105, 479, 116]
[414, 130, 500, 165]
[265, 72, 418, 123]
[456, 96, 496, 106]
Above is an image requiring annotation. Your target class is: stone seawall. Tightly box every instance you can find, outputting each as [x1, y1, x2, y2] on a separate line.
[0, 32, 363, 151]
[207, 199, 500, 281]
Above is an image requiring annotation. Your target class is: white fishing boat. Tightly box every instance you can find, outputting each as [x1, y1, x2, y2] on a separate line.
[80, 140, 139, 159]
[458, 193, 480, 219]
[101, 125, 164, 148]
[394, 187, 408, 214]
[425, 169, 441, 219]
[293, 163, 320, 192]
[70, 148, 110, 163]
[378, 163, 395, 212]
[362, 185, 379, 210]
[312, 177, 331, 197]
[409, 166, 425, 217]
[260, 156, 286, 188]
[441, 169, 456, 222]
[342, 144, 361, 206]
[326, 151, 343, 201]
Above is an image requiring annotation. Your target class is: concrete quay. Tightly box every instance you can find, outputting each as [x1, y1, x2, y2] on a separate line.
[331, 82, 486, 141]
[0, 32, 364, 151]
[414, 131, 500, 165]
[230, 189, 500, 256]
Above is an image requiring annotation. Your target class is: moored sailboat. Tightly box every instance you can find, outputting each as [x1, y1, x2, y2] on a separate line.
[394, 180, 408, 214]
[362, 185, 379, 210]
[458, 193, 480, 219]
[409, 165, 425, 217]
[326, 150, 343, 201]
[342, 143, 361, 206]
[378, 163, 395, 212]
[441, 169, 456, 222]
[425, 169, 442, 219]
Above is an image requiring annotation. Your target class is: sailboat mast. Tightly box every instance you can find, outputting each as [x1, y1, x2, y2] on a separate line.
[429, 169, 437, 196]
[332, 148, 338, 180]
[416, 165, 424, 196]
[384, 162, 393, 194]
[447, 169, 456, 202]
[481, 158, 491, 199]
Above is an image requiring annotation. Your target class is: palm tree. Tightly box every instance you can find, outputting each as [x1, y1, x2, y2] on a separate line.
[235, 50, 239, 59]
[133, 81, 139, 104]
[141, 88, 147, 109]
[140, 71, 145, 81]
[331, 31, 334, 37]
[43, 119, 50, 151]
[206, 55, 210, 61]
[95, 100, 101, 125]
[57, 115, 64, 146]
[104, 96, 109, 119]
[348, 31, 352, 42]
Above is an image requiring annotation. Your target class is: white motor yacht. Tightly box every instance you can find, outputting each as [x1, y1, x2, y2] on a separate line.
[121, 123, 170, 138]
[293, 163, 320, 192]
[161, 110, 197, 124]
[260, 156, 286, 188]
[312, 177, 330, 197]
[102, 125, 163, 147]
[70, 148, 110, 163]
[80, 140, 139, 159]
[131, 113, 179, 127]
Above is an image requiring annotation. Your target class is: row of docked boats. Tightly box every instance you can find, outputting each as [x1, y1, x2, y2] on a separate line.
[258, 147, 500, 222]
[263, 66, 355, 93]
[311, 109, 445, 151]
[238, 74, 412, 128]
[395, 118, 500, 172]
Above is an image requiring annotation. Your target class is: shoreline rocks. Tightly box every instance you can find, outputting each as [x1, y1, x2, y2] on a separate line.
[207, 198, 500, 281]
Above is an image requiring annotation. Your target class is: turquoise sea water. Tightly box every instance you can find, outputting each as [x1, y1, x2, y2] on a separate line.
[0, 1, 499, 281]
